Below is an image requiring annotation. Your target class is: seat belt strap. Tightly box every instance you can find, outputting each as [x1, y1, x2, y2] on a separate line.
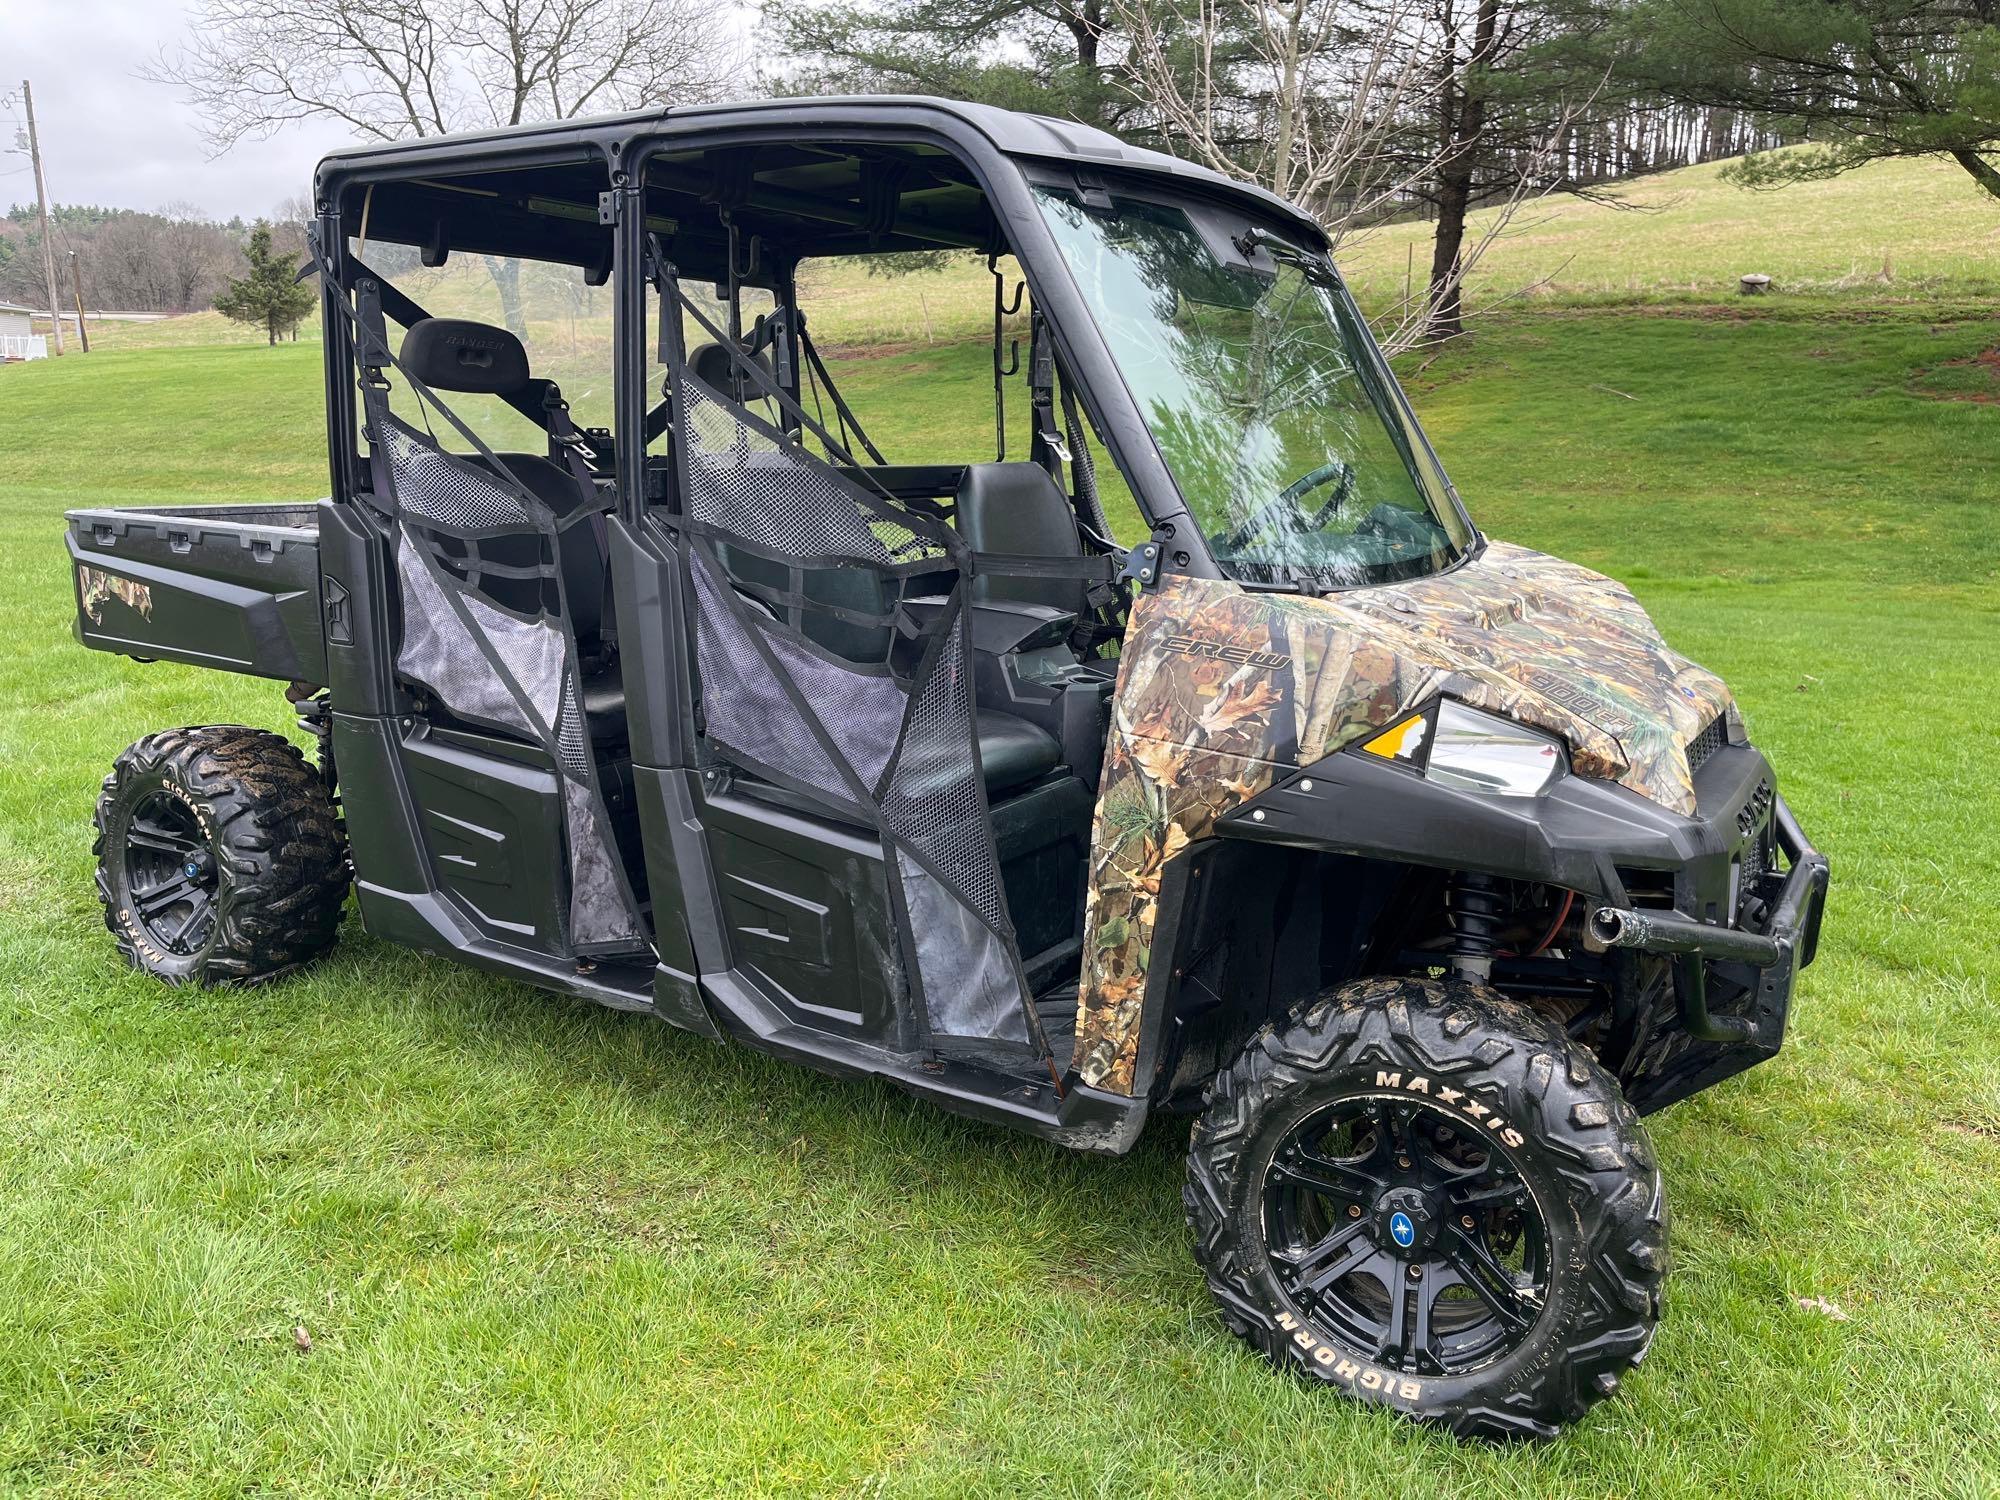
[538, 381, 603, 497]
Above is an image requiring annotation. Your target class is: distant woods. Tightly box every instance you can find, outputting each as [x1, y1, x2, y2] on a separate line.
[0, 197, 313, 317]
[15, 0, 1992, 342]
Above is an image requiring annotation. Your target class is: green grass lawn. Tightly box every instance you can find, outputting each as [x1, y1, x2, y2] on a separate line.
[1, 301, 1997, 1496]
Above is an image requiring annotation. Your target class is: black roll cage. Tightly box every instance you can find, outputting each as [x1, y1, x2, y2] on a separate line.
[310, 97, 1365, 582]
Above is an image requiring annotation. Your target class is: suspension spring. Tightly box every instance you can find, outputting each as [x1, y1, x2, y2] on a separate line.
[1447, 872, 1505, 984]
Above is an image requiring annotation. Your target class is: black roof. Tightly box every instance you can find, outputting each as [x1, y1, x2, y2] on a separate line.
[314, 94, 1323, 243]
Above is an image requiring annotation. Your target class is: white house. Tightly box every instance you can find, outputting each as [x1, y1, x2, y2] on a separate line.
[0, 301, 48, 360]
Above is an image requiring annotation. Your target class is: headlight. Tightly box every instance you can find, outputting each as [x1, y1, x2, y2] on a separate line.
[1359, 700, 1566, 797]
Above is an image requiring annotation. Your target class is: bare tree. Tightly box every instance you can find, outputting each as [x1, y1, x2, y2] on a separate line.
[58, 204, 239, 312]
[148, 0, 745, 327]
[155, 201, 238, 313]
[1111, 0, 1439, 224]
[1111, 0, 1597, 345]
[271, 192, 319, 259]
[149, 0, 742, 145]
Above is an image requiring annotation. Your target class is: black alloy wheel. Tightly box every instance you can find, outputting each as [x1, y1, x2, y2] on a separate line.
[119, 789, 222, 958]
[1262, 1095, 1549, 1379]
[1185, 975, 1668, 1441]
[95, 726, 348, 986]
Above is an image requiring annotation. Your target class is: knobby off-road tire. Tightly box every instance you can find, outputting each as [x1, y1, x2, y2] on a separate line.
[1185, 975, 1667, 1441]
[94, 726, 348, 986]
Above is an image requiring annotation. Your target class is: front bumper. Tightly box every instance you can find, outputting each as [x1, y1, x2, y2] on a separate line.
[1586, 795, 1828, 1043]
[1215, 736, 1830, 1107]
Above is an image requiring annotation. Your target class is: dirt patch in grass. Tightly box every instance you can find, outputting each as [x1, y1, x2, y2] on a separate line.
[1910, 346, 2000, 403]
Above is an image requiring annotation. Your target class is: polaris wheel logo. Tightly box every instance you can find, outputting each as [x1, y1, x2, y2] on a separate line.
[1389, 1211, 1416, 1249]
[1161, 634, 1292, 670]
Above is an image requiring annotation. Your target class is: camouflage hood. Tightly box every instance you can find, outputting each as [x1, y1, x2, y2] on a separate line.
[1071, 540, 1733, 1094]
[1310, 540, 1734, 813]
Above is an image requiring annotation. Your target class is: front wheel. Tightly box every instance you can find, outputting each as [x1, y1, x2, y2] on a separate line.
[1185, 976, 1667, 1441]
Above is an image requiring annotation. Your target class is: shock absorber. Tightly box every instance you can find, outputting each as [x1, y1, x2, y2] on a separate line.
[288, 680, 337, 794]
[1447, 871, 1504, 984]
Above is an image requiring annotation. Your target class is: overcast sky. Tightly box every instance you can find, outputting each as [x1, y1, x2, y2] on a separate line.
[4, 1, 362, 221]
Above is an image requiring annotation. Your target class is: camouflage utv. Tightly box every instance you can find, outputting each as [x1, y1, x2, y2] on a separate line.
[69, 98, 1827, 1439]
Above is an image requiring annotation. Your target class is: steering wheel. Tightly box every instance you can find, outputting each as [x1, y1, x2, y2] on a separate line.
[1215, 460, 1355, 553]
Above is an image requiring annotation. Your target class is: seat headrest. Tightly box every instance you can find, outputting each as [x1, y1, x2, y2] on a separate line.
[400, 318, 531, 395]
[689, 340, 774, 395]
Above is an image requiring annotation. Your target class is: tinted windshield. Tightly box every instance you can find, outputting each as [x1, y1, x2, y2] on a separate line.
[1035, 187, 1472, 590]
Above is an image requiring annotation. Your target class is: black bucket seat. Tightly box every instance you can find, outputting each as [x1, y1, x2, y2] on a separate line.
[954, 462, 1089, 619]
[397, 318, 612, 649]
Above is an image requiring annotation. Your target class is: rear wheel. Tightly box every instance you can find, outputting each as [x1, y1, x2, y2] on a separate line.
[1185, 975, 1666, 1440]
[94, 726, 348, 986]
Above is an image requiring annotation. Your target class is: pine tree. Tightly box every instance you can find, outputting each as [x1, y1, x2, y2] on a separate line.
[1619, 0, 2000, 201]
[214, 222, 315, 345]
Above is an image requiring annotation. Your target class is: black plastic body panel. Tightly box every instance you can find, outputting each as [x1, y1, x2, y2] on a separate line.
[401, 726, 568, 949]
[991, 774, 1095, 970]
[1214, 742, 1779, 910]
[606, 515, 687, 769]
[67, 504, 325, 683]
[702, 786, 912, 1047]
[628, 766, 718, 1038]
[334, 710, 657, 1009]
[317, 498, 402, 715]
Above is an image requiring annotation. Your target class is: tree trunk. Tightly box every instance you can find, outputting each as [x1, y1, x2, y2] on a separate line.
[1063, 0, 1109, 126]
[1949, 147, 2000, 200]
[1426, 169, 1472, 342]
[1423, 0, 1498, 343]
[485, 254, 529, 337]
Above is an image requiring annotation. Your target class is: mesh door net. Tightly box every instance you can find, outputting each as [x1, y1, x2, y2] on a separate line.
[364, 394, 645, 957]
[667, 341, 1041, 1057]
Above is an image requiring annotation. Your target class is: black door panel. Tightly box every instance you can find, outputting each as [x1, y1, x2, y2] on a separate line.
[702, 789, 912, 1048]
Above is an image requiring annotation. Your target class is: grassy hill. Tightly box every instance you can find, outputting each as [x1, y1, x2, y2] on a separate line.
[3, 146, 1999, 1494]
[2, 299, 1998, 1493]
[1336, 150, 2000, 307]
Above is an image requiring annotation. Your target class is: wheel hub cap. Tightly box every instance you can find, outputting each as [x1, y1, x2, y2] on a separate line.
[122, 790, 220, 956]
[1375, 1188, 1436, 1251]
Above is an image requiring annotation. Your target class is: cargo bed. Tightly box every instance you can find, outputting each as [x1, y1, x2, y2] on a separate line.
[67, 502, 327, 685]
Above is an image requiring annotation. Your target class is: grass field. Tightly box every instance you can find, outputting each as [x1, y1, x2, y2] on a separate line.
[2, 289, 1998, 1495]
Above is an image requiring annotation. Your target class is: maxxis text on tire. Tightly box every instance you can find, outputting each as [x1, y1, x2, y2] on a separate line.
[1184, 975, 1668, 1441]
[94, 726, 348, 986]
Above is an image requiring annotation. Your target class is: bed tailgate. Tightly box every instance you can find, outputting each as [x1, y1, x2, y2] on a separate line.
[67, 502, 327, 685]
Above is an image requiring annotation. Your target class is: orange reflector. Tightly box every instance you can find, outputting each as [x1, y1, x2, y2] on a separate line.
[1363, 714, 1430, 761]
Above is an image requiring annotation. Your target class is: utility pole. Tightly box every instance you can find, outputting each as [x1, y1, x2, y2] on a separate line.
[22, 79, 65, 356]
[68, 250, 89, 353]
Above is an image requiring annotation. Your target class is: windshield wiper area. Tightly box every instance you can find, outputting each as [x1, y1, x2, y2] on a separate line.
[1235, 574, 1328, 599]
[1233, 226, 1338, 286]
